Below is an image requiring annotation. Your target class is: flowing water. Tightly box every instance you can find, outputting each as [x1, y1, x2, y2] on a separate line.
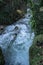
[0, 9, 34, 65]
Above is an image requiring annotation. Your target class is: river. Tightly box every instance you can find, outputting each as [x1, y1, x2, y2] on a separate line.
[0, 9, 34, 65]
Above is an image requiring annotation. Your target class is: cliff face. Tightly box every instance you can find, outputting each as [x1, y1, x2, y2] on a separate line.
[0, 0, 27, 25]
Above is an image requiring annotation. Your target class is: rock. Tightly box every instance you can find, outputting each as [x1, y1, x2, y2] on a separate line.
[14, 26, 19, 31]
[0, 25, 4, 30]
[16, 10, 24, 15]
[40, 7, 43, 12]
[0, 47, 5, 65]
[14, 25, 20, 34]
[0, 25, 5, 35]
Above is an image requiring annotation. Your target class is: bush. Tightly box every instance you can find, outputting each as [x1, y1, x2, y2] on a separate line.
[29, 0, 43, 35]
[29, 34, 43, 65]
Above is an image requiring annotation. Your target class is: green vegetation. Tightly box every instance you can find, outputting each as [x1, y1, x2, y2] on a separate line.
[0, 0, 43, 65]
[29, 34, 43, 65]
[29, 0, 43, 35]
[29, 0, 43, 65]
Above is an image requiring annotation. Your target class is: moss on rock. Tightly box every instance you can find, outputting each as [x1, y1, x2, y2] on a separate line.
[29, 34, 43, 65]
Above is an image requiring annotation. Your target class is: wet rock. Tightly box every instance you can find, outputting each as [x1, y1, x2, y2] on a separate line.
[14, 25, 20, 34]
[0, 25, 5, 35]
[14, 26, 19, 31]
[0, 25, 4, 30]
[0, 47, 5, 65]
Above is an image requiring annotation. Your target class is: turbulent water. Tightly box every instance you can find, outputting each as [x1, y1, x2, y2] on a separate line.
[0, 9, 34, 65]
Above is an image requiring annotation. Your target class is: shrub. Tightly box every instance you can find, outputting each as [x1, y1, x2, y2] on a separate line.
[29, 34, 43, 65]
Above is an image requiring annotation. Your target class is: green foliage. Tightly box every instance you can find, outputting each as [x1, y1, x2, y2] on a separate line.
[29, 34, 43, 65]
[29, 1, 43, 65]
[29, 0, 43, 35]
[30, 18, 36, 30]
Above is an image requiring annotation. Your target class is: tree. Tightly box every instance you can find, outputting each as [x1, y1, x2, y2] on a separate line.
[29, 0, 43, 35]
